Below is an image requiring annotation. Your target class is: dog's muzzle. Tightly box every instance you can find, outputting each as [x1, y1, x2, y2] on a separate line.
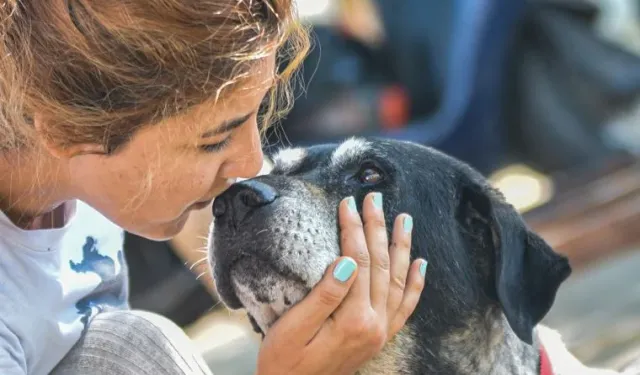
[210, 179, 280, 309]
[208, 177, 340, 333]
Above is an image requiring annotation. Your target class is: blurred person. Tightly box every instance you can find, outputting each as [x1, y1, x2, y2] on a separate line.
[0, 1, 428, 374]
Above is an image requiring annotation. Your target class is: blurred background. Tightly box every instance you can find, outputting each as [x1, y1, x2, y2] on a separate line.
[123, 0, 640, 373]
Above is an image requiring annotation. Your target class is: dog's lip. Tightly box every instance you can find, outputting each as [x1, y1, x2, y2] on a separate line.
[214, 254, 309, 311]
[213, 254, 279, 309]
[212, 256, 246, 310]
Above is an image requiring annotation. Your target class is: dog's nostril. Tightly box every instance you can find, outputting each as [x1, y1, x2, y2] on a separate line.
[218, 180, 278, 225]
[239, 190, 262, 208]
[240, 191, 258, 207]
[212, 198, 227, 218]
[234, 180, 278, 209]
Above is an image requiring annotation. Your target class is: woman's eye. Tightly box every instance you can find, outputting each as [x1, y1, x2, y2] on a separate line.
[359, 167, 384, 185]
[199, 137, 231, 153]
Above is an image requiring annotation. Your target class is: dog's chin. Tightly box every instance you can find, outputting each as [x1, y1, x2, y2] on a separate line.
[222, 257, 311, 334]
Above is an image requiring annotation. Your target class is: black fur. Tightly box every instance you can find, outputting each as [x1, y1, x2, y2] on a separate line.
[209, 137, 572, 374]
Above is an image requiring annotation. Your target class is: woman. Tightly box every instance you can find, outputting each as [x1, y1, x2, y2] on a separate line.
[0, 1, 428, 374]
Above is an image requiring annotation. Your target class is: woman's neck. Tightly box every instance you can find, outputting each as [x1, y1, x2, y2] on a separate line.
[0, 149, 73, 229]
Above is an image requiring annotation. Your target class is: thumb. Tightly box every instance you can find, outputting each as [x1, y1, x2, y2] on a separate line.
[268, 256, 358, 347]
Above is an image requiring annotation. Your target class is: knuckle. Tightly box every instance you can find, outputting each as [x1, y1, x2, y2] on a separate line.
[396, 232, 412, 249]
[354, 247, 371, 268]
[345, 313, 387, 351]
[390, 274, 407, 291]
[369, 322, 387, 345]
[410, 276, 425, 292]
[342, 213, 364, 230]
[365, 214, 387, 231]
[343, 312, 372, 335]
[318, 286, 344, 307]
[340, 231, 370, 267]
[340, 231, 350, 245]
[374, 255, 391, 272]
[351, 321, 369, 337]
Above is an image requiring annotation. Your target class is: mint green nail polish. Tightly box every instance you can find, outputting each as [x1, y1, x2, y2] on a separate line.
[372, 192, 383, 209]
[333, 258, 357, 283]
[420, 260, 428, 278]
[403, 216, 413, 233]
[347, 197, 357, 213]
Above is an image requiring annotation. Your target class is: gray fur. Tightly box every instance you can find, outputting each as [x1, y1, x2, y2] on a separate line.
[208, 177, 340, 333]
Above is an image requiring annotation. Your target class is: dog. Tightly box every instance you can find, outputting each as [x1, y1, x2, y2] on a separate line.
[208, 137, 624, 375]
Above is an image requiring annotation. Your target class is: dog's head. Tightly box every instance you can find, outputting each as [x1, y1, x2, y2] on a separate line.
[208, 137, 571, 373]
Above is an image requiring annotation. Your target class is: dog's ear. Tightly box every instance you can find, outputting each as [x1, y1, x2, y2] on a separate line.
[458, 181, 572, 345]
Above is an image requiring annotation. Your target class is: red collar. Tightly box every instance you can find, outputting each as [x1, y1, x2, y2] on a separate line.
[539, 343, 553, 375]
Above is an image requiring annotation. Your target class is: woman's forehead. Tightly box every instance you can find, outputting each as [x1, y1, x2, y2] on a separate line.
[158, 55, 276, 138]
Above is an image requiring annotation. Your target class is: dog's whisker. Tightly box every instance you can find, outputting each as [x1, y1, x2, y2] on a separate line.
[189, 257, 208, 271]
[208, 300, 224, 311]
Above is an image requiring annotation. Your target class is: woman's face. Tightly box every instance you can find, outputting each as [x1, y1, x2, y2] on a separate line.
[66, 57, 275, 240]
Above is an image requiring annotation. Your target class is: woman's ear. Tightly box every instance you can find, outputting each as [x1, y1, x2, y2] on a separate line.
[33, 114, 106, 158]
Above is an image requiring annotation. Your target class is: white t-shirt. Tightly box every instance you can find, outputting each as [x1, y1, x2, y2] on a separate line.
[0, 200, 129, 375]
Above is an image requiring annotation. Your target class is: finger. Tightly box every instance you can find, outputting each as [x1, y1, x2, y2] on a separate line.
[268, 256, 358, 348]
[389, 259, 427, 337]
[386, 214, 413, 316]
[362, 192, 390, 312]
[338, 196, 371, 302]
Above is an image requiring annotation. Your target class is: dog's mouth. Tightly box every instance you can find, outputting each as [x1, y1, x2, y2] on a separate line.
[209, 192, 341, 335]
[220, 256, 312, 334]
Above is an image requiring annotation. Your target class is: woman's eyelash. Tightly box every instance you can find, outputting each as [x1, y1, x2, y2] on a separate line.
[199, 137, 231, 153]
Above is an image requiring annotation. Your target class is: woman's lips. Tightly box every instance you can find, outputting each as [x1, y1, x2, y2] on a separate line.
[191, 179, 238, 211]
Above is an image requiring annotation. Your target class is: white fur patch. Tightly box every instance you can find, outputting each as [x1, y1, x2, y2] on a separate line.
[271, 147, 306, 173]
[331, 138, 370, 167]
[537, 325, 623, 375]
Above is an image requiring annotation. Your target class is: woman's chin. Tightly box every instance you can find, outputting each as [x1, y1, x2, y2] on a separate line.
[130, 213, 191, 241]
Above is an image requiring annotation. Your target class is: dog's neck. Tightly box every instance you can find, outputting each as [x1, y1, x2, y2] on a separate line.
[439, 312, 540, 375]
[358, 309, 542, 375]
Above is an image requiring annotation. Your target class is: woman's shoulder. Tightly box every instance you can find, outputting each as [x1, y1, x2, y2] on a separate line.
[0, 200, 123, 254]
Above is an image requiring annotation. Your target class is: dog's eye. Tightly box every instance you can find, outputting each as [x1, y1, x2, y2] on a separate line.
[359, 167, 384, 185]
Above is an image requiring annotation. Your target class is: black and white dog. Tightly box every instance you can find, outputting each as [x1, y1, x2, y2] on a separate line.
[208, 137, 623, 375]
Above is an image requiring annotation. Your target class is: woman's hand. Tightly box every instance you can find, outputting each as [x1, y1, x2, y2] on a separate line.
[256, 192, 428, 375]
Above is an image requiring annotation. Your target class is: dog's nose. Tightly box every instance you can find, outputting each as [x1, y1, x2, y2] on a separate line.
[213, 179, 278, 225]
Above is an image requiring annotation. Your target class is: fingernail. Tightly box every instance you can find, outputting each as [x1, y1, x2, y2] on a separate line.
[346, 196, 357, 213]
[403, 215, 413, 233]
[420, 260, 428, 278]
[372, 192, 383, 209]
[333, 257, 357, 283]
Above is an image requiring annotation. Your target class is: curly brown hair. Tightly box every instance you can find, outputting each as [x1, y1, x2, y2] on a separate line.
[0, 0, 309, 153]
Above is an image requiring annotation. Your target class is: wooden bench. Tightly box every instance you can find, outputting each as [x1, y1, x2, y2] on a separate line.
[524, 155, 640, 270]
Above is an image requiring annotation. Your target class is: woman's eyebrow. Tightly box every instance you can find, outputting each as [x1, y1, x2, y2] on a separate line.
[200, 111, 254, 138]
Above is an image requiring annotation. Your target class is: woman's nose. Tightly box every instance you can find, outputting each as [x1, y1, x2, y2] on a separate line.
[230, 148, 264, 179]
[219, 125, 264, 179]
